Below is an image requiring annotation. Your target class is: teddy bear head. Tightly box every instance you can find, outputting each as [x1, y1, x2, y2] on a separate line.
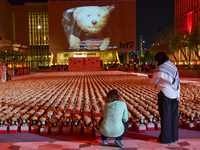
[73, 5, 115, 35]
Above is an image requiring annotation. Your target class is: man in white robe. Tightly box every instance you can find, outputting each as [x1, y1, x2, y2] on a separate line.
[1, 63, 6, 82]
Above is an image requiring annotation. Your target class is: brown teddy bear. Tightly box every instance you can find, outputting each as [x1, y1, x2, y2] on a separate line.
[50, 118, 58, 127]
[10, 117, 18, 126]
[21, 115, 29, 126]
[38, 117, 47, 127]
[0, 117, 8, 127]
[72, 114, 81, 126]
[61, 118, 70, 127]
[31, 116, 39, 125]
[83, 115, 92, 127]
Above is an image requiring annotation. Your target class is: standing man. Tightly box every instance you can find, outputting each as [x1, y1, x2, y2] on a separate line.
[118, 64, 121, 71]
[6, 63, 10, 81]
[150, 52, 180, 144]
[0, 62, 2, 80]
[125, 64, 128, 71]
[1, 63, 6, 82]
[135, 63, 138, 71]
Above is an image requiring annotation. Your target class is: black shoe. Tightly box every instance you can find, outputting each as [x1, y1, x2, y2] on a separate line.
[157, 139, 161, 143]
[157, 139, 172, 144]
[173, 140, 178, 143]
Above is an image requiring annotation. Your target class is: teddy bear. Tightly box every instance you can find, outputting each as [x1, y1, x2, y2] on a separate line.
[50, 118, 58, 127]
[38, 117, 47, 128]
[62, 5, 115, 51]
[0, 117, 8, 127]
[47, 111, 53, 120]
[20, 115, 29, 126]
[31, 115, 39, 125]
[147, 115, 154, 123]
[72, 114, 82, 126]
[83, 115, 92, 127]
[10, 117, 18, 126]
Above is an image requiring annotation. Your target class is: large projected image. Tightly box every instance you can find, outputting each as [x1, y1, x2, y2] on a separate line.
[48, 1, 136, 52]
[62, 5, 116, 51]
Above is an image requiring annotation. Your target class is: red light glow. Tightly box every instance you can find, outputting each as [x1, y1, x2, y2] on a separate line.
[187, 12, 192, 33]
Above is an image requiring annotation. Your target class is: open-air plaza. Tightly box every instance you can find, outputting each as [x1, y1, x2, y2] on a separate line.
[1, 0, 200, 149]
[0, 71, 200, 149]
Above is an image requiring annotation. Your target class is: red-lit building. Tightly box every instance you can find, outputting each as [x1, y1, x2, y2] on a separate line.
[175, 0, 200, 34]
[170, 0, 200, 65]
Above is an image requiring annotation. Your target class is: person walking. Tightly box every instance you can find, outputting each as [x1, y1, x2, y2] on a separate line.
[99, 89, 128, 148]
[150, 52, 180, 144]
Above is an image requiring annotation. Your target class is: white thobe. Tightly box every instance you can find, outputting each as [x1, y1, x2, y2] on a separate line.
[1, 66, 6, 82]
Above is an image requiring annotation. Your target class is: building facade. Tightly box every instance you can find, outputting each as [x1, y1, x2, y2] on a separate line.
[153, 24, 174, 43]
[1, 0, 137, 69]
[175, 0, 200, 34]
[170, 0, 200, 65]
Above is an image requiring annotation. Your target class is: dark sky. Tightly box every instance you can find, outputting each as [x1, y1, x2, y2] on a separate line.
[136, 0, 174, 50]
[7, 0, 174, 50]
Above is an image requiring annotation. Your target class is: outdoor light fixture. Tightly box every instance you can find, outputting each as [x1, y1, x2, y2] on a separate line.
[73, 54, 87, 57]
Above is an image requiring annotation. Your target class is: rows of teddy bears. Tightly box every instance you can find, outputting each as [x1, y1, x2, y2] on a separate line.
[0, 72, 200, 130]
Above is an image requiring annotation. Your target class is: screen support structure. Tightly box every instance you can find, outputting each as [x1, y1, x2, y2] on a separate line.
[12, 44, 22, 62]
[2, 41, 13, 63]
[115, 51, 120, 64]
[20, 47, 30, 63]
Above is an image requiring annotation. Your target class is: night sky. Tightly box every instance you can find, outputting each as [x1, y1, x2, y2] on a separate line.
[7, 0, 174, 51]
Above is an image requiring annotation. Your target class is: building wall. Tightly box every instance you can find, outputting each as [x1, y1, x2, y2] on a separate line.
[56, 51, 119, 65]
[153, 24, 174, 43]
[13, 3, 48, 46]
[13, 5, 29, 45]
[173, 0, 200, 65]
[175, 0, 200, 34]
[12, 3, 49, 69]
[2, 1, 132, 68]
[0, 0, 14, 40]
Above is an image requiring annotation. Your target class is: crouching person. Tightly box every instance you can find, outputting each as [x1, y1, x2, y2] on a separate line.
[99, 89, 128, 148]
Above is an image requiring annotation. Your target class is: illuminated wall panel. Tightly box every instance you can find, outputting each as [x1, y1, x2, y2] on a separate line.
[175, 0, 200, 34]
[48, 0, 136, 52]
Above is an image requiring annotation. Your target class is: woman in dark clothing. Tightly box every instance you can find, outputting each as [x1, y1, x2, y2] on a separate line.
[150, 52, 180, 144]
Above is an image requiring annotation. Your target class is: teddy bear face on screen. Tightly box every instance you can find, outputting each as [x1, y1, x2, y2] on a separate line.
[62, 5, 115, 50]
[73, 6, 113, 35]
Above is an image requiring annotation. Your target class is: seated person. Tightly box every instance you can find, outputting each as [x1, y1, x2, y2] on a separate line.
[99, 89, 128, 148]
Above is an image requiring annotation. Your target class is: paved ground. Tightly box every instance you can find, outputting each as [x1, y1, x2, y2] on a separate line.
[0, 71, 200, 150]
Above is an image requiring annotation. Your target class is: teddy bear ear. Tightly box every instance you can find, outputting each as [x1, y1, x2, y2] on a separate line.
[73, 7, 83, 20]
[102, 5, 115, 13]
[101, 5, 115, 17]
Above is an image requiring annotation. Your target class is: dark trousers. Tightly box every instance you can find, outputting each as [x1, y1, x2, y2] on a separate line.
[6, 73, 9, 81]
[158, 91, 179, 143]
[99, 118, 128, 141]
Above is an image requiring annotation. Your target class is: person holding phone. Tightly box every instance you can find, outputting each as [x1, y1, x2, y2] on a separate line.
[150, 52, 180, 144]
